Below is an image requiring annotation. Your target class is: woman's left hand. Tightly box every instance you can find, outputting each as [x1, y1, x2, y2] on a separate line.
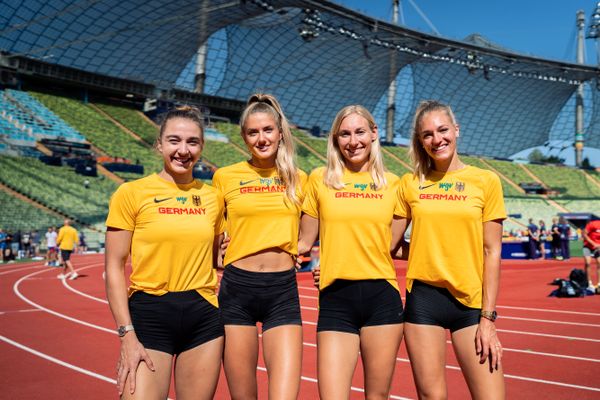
[476, 318, 502, 371]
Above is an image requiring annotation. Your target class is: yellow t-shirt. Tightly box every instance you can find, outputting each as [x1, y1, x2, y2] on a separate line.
[397, 166, 506, 308]
[105, 173, 225, 306]
[302, 167, 401, 291]
[212, 161, 307, 266]
[57, 225, 78, 251]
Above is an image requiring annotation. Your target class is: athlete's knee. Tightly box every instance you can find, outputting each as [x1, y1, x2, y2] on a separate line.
[415, 383, 447, 400]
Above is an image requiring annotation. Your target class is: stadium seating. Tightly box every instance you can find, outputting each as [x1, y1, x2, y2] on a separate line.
[382, 145, 412, 166]
[503, 197, 563, 232]
[0, 190, 63, 232]
[93, 102, 158, 145]
[0, 155, 117, 225]
[525, 163, 600, 198]
[214, 121, 247, 150]
[0, 89, 86, 144]
[554, 199, 600, 216]
[484, 159, 537, 192]
[202, 140, 247, 167]
[30, 92, 163, 177]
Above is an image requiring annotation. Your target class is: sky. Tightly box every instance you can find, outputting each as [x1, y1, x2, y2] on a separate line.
[334, 0, 600, 166]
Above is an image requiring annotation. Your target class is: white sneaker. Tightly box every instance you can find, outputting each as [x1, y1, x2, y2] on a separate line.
[68, 272, 79, 280]
[57, 273, 67, 279]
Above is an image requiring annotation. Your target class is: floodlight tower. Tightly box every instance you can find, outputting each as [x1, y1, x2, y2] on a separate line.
[194, 0, 210, 93]
[575, 10, 586, 167]
[385, 0, 400, 144]
[586, 2, 600, 65]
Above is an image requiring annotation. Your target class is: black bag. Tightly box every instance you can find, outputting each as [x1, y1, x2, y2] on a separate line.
[550, 279, 583, 298]
[569, 268, 588, 289]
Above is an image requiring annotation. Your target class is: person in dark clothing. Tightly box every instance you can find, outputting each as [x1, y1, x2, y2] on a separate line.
[550, 217, 562, 260]
[558, 216, 571, 260]
[526, 218, 540, 259]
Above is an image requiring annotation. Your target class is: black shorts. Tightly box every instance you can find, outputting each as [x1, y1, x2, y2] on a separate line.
[404, 280, 480, 332]
[317, 279, 404, 334]
[61, 250, 72, 261]
[129, 290, 223, 355]
[218, 264, 302, 332]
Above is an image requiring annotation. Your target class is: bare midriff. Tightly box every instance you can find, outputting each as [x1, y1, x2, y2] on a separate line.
[231, 247, 294, 272]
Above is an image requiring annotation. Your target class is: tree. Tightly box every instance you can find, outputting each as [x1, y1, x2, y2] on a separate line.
[528, 149, 545, 163]
[581, 157, 595, 170]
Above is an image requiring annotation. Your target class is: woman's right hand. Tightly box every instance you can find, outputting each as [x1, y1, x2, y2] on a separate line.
[117, 333, 155, 396]
[220, 236, 231, 255]
[312, 265, 320, 288]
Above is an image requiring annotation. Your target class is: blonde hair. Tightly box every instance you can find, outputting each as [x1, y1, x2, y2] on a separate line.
[324, 105, 387, 190]
[408, 100, 458, 182]
[240, 93, 301, 205]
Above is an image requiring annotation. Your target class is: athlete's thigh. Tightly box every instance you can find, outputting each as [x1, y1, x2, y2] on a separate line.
[404, 323, 448, 399]
[222, 325, 259, 398]
[317, 331, 360, 400]
[122, 349, 172, 400]
[451, 325, 505, 400]
[359, 324, 404, 399]
[262, 324, 303, 400]
[174, 336, 224, 400]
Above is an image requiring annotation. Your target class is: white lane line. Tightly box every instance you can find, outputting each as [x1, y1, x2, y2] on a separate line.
[0, 309, 42, 315]
[61, 264, 107, 303]
[13, 265, 115, 335]
[0, 334, 116, 384]
[437, 361, 600, 392]
[13, 261, 600, 393]
[0, 265, 44, 276]
[501, 347, 600, 363]
[57, 266, 600, 353]
[254, 365, 412, 399]
[500, 316, 600, 328]
[498, 329, 600, 343]
[497, 305, 600, 317]
[298, 288, 600, 320]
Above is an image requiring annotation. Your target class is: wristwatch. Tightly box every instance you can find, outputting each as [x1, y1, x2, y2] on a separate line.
[480, 310, 498, 322]
[117, 324, 135, 337]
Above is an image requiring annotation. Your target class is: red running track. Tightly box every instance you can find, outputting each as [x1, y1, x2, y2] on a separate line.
[1, 254, 599, 399]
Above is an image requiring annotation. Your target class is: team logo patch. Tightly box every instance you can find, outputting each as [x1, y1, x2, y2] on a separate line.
[455, 182, 465, 192]
[418, 183, 435, 190]
[439, 182, 453, 192]
[369, 182, 377, 190]
[192, 195, 201, 206]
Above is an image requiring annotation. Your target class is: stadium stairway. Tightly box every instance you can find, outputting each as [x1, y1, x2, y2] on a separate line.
[90, 103, 149, 146]
[478, 158, 525, 195]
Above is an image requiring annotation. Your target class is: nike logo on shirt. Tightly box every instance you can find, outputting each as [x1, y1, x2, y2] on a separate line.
[239, 180, 256, 186]
[418, 183, 436, 190]
[154, 197, 172, 203]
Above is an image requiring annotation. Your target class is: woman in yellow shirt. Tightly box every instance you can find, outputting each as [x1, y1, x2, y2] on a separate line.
[213, 94, 305, 399]
[396, 100, 505, 399]
[299, 105, 405, 399]
[105, 106, 225, 399]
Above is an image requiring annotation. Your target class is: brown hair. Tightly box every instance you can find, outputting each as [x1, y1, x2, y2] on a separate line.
[157, 105, 204, 143]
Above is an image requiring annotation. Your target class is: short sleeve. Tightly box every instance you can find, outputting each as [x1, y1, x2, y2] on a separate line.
[212, 169, 224, 194]
[106, 184, 137, 231]
[296, 169, 309, 203]
[482, 172, 506, 222]
[214, 190, 226, 235]
[301, 169, 321, 218]
[395, 174, 412, 219]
